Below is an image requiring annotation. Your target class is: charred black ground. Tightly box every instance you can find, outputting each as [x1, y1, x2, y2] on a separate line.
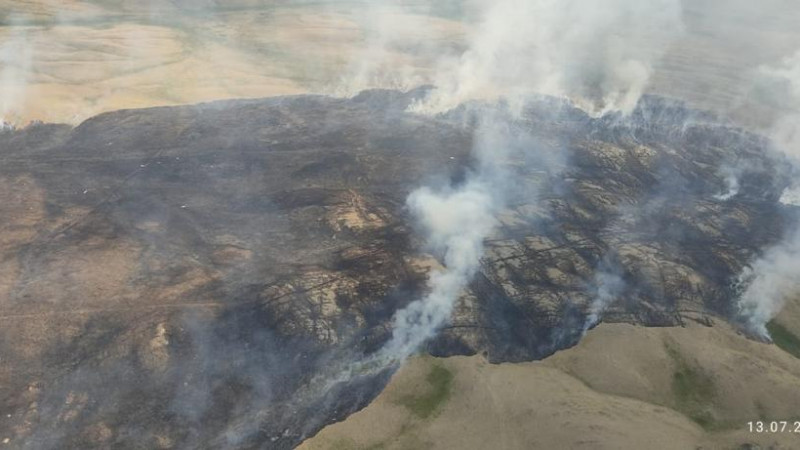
[0, 89, 794, 449]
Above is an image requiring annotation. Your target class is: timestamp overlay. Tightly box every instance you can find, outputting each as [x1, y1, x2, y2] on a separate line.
[747, 421, 800, 434]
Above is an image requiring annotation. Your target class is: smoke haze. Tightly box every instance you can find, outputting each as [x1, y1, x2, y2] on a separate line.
[380, 180, 497, 360]
[5, 2, 800, 445]
[0, 2, 796, 350]
[734, 48, 800, 337]
[414, 0, 684, 116]
[373, 0, 685, 361]
[736, 228, 800, 339]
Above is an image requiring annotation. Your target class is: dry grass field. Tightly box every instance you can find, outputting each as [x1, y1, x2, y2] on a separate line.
[302, 314, 800, 449]
[3, 2, 800, 449]
[2, 0, 799, 127]
[0, 1, 465, 125]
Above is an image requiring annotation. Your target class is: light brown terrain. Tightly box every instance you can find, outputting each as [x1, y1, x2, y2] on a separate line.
[302, 314, 800, 450]
[0, 1, 465, 125]
[3, 0, 800, 127]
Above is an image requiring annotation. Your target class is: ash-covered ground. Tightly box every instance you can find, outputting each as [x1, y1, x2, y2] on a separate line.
[0, 89, 795, 449]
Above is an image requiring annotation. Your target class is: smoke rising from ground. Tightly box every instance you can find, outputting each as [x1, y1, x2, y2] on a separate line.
[714, 165, 742, 201]
[736, 228, 800, 339]
[6, 1, 800, 444]
[380, 181, 497, 360]
[0, 0, 793, 363]
[754, 49, 800, 160]
[349, 0, 684, 367]
[370, 0, 684, 363]
[583, 265, 626, 333]
[331, 4, 452, 97]
[411, 0, 684, 116]
[735, 49, 800, 337]
[369, 113, 520, 365]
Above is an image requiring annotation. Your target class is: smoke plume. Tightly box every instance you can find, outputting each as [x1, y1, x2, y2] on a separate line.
[361, 0, 684, 365]
[759, 50, 800, 207]
[736, 227, 800, 339]
[368, 111, 521, 365]
[714, 165, 742, 201]
[412, 0, 684, 116]
[582, 264, 626, 333]
[757, 50, 800, 159]
[733, 48, 800, 338]
[379, 181, 497, 360]
[332, 3, 450, 96]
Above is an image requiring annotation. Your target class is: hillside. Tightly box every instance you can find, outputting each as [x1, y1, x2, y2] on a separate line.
[303, 318, 800, 450]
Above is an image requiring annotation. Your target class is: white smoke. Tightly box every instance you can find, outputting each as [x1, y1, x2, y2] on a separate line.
[732, 22, 800, 340]
[736, 49, 800, 337]
[582, 268, 625, 333]
[332, 5, 434, 96]
[736, 228, 800, 339]
[377, 181, 497, 360]
[412, 0, 684, 115]
[369, 113, 519, 364]
[357, 0, 685, 364]
[328, 0, 470, 98]
[714, 166, 742, 201]
[780, 186, 800, 207]
[752, 49, 800, 162]
[759, 50, 800, 158]
[0, 19, 34, 125]
[303, 115, 519, 393]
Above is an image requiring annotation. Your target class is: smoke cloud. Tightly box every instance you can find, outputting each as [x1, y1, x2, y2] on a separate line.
[332, 4, 454, 96]
[758, 50, 800, 159]
[345, 0, 685, 367]
[369, 110, 524, 365]
[758, 50, 800, 207]
[735, 48, 800, 338]
[378, 181, 497, 360]
[736, 228, 800, 339]
[411, 0, 684, 116]
[714, 165, 742, 201]
[741, 48, 800, 154]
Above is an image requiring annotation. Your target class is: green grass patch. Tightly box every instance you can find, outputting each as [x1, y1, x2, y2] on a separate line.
[665, 342, 718, 430]
[397, 364, 454, 419]
[672, 361, 715, 406]
[767, 321, 800, 359]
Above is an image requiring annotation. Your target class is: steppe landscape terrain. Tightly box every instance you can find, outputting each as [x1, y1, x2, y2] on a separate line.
[2, 0, 800, 126]
[0, 0, 466, 124]
[303, 319, 800, 450]
[2, 1, 800, 449]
